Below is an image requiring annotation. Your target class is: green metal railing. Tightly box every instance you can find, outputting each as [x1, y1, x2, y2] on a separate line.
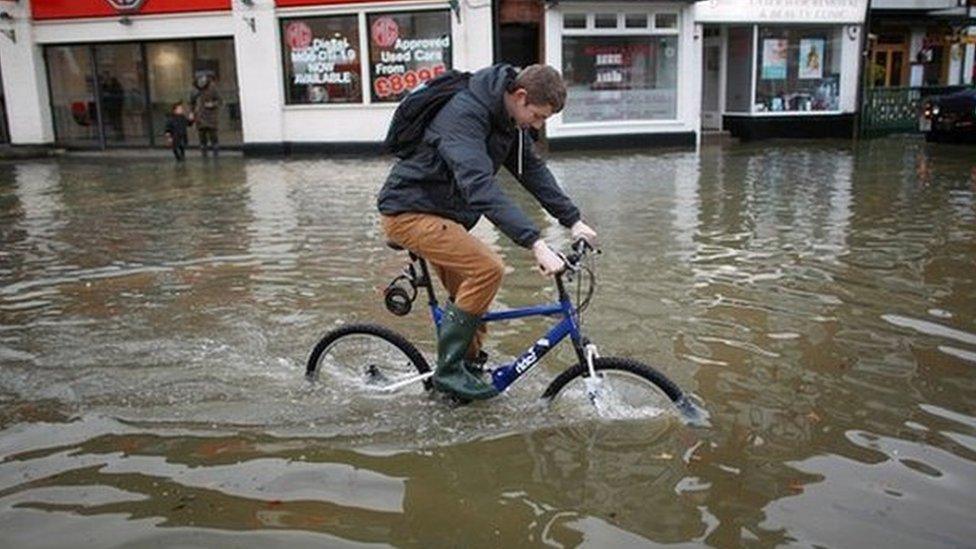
[861, 85, 973, 137]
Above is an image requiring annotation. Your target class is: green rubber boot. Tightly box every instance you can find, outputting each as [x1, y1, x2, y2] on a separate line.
[433, 304, 499, 401]
[463, 350, 489, 377]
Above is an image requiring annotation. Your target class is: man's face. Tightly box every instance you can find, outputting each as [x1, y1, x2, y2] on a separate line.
[509, 89, 554, 130]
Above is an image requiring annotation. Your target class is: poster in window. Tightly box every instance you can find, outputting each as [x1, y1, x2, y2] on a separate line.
[281, 16, 362, 104]
[799, 39, 824, 79]
[368, 11, 452, 103]
[761, 39, 787, 80]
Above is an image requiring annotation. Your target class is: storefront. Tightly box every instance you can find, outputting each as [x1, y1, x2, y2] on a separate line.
[543, 2, 701, 149]
[695, 0, 868, 140]
[20, 1, 242, 149]
[867, 0, 975, 89]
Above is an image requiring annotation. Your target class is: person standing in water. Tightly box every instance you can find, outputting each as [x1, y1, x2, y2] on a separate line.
[191, 74, 222, 157]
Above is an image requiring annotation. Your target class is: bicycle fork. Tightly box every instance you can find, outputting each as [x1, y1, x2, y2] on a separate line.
[582, 342, 606, 409]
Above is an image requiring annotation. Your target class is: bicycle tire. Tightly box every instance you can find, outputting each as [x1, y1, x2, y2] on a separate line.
[306, 323, 432, 390]
[542, 356, 693, 417]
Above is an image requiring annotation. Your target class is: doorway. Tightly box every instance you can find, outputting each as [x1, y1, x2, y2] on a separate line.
[499, 23, 540, 68]
[701, 26, 724, 130]
[871, 42, 908, 87]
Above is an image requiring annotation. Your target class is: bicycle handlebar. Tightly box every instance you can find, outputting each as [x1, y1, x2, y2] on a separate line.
[560, 238, 599, 275]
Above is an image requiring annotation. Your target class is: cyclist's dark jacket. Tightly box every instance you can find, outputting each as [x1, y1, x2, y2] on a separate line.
[377, 63, 581, 248]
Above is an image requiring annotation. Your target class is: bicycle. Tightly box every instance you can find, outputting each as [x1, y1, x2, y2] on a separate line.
[306, 239, 704, 423]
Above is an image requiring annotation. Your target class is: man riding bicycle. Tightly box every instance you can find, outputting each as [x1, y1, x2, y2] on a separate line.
[378, 63, 597, 401]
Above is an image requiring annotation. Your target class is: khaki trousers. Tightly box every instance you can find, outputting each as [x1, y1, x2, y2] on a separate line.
[381, 213, 504, 357]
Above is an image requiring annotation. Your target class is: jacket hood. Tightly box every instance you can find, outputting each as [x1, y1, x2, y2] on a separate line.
[468, 63, 517, 130]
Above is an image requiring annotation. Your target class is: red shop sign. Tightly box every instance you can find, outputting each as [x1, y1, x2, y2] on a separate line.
[33, 0, 231, 21]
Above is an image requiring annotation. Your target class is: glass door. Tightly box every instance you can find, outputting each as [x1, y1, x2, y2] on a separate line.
[147, 41, 194, 148]
[93, 43, 152, 145]
[45, 46, 101, 147]
[194, 39, 242, 146]
[872, 45, 907, 87]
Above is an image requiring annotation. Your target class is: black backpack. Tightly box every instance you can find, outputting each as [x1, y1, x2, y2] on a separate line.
[383, 70, 472, 158]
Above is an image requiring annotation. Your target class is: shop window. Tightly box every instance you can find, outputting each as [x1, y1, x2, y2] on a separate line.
[755, 26, 841, 113]
[564, 13, 586, 29]
[725, 26, 754, 112]
[625, 14, 648, 29]
[562, 34, 679, 122]
[367, 10, 452, 103]
[280, 15, 363, 105]
[93, 43, 151, 145]
[46, 46, 100, 145]
[594, 14, 617, 29]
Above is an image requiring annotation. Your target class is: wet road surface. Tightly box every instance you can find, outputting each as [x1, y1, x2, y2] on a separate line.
[1, 137, 974, 547]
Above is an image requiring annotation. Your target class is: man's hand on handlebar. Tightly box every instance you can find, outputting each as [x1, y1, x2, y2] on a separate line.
[533, 239, 566, 277]
[571, 220, 598, 247]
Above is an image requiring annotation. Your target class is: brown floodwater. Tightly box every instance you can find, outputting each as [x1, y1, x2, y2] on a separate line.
[0, 137, 974, 547]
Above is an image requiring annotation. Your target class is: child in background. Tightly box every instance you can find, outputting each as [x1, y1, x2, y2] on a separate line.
[164, 102, 192, 161]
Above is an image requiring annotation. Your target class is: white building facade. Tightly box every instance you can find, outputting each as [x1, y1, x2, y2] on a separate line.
[6, 0, 972, 151]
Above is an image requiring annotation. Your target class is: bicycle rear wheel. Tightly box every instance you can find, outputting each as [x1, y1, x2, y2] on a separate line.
[542, 357, 700, 422]
[306, 323, 432, 394]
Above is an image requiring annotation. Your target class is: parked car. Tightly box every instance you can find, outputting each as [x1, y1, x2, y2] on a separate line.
[919, 88, 976, 143]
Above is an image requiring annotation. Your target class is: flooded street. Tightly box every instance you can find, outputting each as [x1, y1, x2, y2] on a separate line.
[1, 137, 974, 547]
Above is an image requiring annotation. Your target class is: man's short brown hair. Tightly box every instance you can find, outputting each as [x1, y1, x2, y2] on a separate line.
[514, 65, 567, 113]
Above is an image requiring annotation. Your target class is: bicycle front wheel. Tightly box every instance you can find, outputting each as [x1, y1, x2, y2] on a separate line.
[542, 357, 693, 421]
[306, 323, 432, 394]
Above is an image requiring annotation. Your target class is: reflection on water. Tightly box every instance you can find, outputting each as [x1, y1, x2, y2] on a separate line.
[1, 136, 975, 546]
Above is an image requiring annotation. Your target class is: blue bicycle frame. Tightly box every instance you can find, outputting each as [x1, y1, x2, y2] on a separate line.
[419, 257, 587, 394]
